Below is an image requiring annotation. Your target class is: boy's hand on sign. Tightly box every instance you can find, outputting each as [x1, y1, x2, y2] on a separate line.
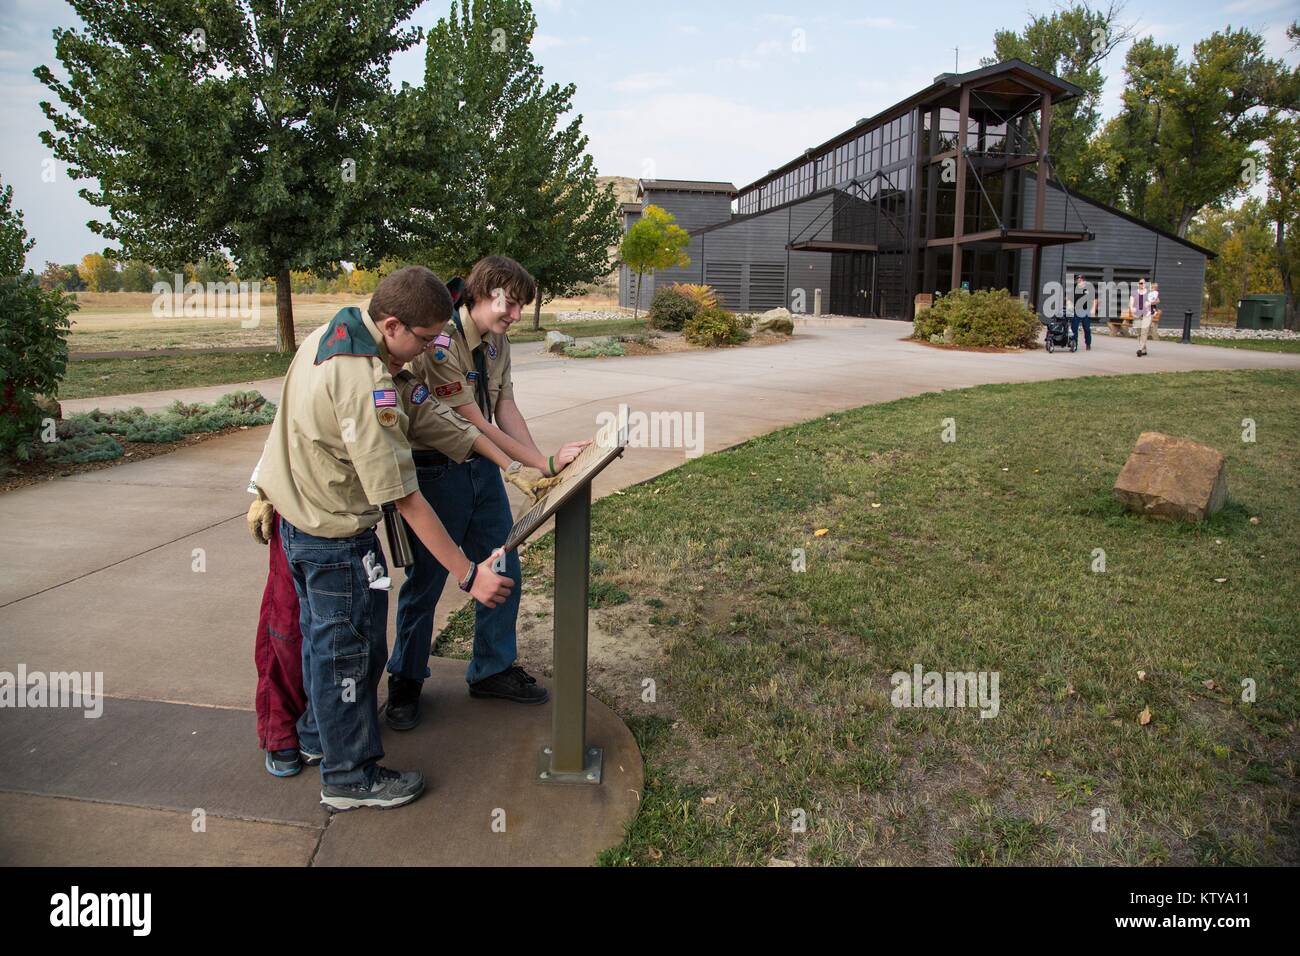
[472, 551, 514, 608]
[552, 440, 592, 472]
[246, 494, 275, 545]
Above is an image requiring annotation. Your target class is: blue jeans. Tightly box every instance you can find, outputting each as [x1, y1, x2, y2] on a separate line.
[390, 456, 522, 686]
[280, 517, 387, 787]
[1070, 309, 1092, 347]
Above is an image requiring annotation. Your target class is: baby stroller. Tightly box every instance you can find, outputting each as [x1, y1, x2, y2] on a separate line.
[1042, 315, 1077, 353]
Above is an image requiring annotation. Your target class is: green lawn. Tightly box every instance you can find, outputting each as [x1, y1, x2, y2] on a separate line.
[60, 351, 296, 400]
[464, 369, 1299, 866]
[60, 319, 652, 400]
[507, 318, 649, 343]
[1188, 336, 1300, 353]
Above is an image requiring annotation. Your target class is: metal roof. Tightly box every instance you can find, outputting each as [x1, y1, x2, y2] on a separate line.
[637, 179, 738, 198]
[736, 59, 1086, 195]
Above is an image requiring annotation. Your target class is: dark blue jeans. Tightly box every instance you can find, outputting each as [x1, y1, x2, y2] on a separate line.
[280, 517, 387, 787]
[390, 456, 522, 686]
[1070, 309, 1092, 347]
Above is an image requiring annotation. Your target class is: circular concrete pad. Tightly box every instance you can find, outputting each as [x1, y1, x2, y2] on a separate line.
[313, 657, 642, 866]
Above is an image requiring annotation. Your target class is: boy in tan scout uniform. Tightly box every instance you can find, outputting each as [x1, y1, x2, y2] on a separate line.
[388, 256, 589, 727]
[255, 265, 512, 811]
[247, 341, 519, 778]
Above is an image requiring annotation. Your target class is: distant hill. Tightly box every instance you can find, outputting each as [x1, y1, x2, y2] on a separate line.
[597, 175, 639, 206]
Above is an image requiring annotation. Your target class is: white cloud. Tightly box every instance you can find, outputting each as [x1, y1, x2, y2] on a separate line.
[847, 17, 911, 30]
[614, 71, 674, 93]
[1223, 0, 1293, 13]
[530, 32, 590, 52]
[583, 92, 862, 190]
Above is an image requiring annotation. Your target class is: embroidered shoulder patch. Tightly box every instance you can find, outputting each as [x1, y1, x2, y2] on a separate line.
[315, 308, 379, 364]
[373, 388, 398, 408]
[434, 382, 462, 398]
[486, 341, 498, 359]
[410, 384, 430, 405]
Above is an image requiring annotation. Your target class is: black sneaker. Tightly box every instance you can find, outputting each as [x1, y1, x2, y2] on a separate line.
[299, 746, 323, 766]
[386, 674, 423, 731]
[320, 766, 425, 812]
[469, 665, 549, 704]
[265, 748, 302, 777]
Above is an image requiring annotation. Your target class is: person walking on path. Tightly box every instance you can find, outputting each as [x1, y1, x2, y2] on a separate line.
[1070, 274, 1093, 351]
[1131, 278, 1154, 357]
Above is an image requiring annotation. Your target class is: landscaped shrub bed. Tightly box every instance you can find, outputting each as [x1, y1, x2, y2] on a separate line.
[912, 289, 1039, 348]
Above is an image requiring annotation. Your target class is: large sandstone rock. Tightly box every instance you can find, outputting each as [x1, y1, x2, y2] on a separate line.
[755, 308, 794, 335]
[544, 330, 575, 354]
[1113, 432, 1227, 522]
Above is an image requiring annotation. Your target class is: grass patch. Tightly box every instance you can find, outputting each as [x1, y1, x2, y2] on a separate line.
[585, 369, 1299, 866]
[508, 318, 645, 344]
[1187, 337, 1300, 353]
[60, 351, 294, 399]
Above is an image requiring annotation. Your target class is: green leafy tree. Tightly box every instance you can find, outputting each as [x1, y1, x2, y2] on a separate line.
[58, 264, 86, 291]
[119, 259, 156, 292]
[1263, 117, 1299, 330]
[1189, 200, 1282, 312]
[36, 0, 435, 351]
[0, 180, 78, 460]
[415, 0, 619, 325]
[986, 2, 1134, 195]
[619, 205, 690, 320]
[1095, 28, 1294, 236]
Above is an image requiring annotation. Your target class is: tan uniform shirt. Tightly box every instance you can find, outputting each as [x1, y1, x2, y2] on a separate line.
[409, 307, 513, 420]
[257, 307, 419, 537]
[393, 368, 481, 461]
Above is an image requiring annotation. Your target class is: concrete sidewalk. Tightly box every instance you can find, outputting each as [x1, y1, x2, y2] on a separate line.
[4, 321, 1299, 865]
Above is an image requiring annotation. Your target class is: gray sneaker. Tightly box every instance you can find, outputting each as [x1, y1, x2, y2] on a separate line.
[320, 766, 425, 812]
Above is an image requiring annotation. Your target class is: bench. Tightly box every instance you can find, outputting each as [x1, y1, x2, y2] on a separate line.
[1107, 310, 1162, 337]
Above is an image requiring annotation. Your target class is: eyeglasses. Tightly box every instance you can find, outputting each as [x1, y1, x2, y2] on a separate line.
[405, 325, 438, 349]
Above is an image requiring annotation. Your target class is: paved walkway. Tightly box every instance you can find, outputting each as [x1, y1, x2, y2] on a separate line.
[3, 321, 1299, 865]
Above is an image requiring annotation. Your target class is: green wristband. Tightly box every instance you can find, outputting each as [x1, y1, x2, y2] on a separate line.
[548, 455, 555, 476]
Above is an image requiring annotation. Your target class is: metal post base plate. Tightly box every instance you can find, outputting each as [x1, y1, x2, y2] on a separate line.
[537, 745, 603, 785]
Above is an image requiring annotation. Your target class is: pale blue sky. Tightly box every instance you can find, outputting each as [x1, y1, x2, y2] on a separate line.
[1, 0, 1295, 266]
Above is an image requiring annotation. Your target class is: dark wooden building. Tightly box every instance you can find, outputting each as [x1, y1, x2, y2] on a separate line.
[619, 59, 1213, 325]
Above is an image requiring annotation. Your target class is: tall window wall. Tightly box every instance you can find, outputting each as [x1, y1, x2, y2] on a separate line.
[735, 109, 917, 216]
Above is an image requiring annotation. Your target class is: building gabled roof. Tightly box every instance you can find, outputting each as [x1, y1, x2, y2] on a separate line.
[736, 59, 1086, 196]
[1032, 174, 1218, 260]
[638, 179, 737, 198]
[620, 202, 643, 214]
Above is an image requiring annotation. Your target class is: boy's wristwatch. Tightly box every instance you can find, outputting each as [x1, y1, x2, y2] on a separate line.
[458, 558, 478, 592]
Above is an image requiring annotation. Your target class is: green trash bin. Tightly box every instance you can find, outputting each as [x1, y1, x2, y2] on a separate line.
[1236, 294, 1287, 329]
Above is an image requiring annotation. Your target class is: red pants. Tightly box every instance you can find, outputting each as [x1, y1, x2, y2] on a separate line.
[254, 512, 307, 751]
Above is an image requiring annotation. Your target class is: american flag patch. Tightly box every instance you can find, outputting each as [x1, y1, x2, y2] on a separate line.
[433, 333, 452, 347]
[373, 389, 398, 408]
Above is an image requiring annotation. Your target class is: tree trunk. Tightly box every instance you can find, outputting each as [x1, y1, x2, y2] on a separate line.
[532, 288, 543, 331]
[1278, 217, 1297, 332]
[276, 266, 295, 353]
[633, 268, 643, 320]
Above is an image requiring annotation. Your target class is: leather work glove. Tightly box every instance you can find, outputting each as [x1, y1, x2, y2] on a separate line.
[246, 492, 275, 545]
[503, 462, 563, 504]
